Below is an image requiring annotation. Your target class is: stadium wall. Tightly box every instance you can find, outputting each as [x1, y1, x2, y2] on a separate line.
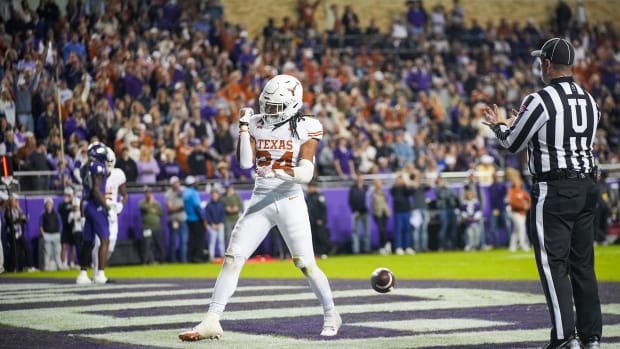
[11, 185, 512, 266]
[223, 0, 620, 39]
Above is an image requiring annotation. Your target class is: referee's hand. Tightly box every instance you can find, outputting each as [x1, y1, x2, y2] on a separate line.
[482, 104, 516, 129]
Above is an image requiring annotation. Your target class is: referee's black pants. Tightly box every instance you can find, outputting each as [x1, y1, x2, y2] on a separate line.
[530, 177, 602, 342]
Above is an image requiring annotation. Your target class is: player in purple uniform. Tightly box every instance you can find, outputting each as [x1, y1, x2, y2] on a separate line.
[76, 143, 111, 284]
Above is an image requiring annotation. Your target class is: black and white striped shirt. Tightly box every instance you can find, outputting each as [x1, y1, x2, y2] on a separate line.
[492, 76, 600, 176]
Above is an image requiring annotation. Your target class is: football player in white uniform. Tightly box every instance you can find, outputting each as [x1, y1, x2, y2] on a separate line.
[179, 75, 341, 341]
[92, 146, 127, 280]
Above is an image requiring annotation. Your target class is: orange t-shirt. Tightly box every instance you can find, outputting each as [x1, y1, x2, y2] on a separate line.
[176, 143, 193, 173]
[508, 187, 531, 215]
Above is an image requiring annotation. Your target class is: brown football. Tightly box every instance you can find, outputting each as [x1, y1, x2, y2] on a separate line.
[370, 267, 395, 293]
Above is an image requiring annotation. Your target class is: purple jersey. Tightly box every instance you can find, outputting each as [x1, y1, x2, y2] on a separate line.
[81, 160, 107, 206]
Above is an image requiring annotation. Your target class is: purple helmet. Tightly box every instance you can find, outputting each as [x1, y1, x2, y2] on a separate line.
[87, 142, 107, 162]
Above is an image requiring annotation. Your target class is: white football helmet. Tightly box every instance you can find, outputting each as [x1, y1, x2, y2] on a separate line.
[105, 146, 116, 172]
[259, 74, 303, 126]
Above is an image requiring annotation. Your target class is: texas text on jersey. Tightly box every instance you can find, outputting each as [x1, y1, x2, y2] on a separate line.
[249, 114, 323, 193]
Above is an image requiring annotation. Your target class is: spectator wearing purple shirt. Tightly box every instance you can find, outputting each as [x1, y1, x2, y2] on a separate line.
[406, 58, 432, 94]
[50, 160, 75, 190]
[170, 66, 186, 88]
[124, 68, 143, 99]
[200, 94, 219, 122]
[237, 44, 255, 76]
[154, 8, 172, 31]
[159, 148, 184, 181]
[460, 188, 482, 251]
[65, 113, 88, 142]
[136, 146, 160, 184]
[406, 0, 427, 35]
[333, 137, 356, 180]
[487, 173, 511, 246]
[231, 32, 249, 63]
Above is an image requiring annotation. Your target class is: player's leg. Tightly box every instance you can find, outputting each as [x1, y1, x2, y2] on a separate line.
[569, 180, 602, 343]
[77, 206, 95, 284]
[275, 194, 341, 336]
[210, 202, 274, 313]
[94, 211, 110, 283]
[180, 194, 275, 341]
[92, 236, 101, 276]
[107, 217, 118, 260]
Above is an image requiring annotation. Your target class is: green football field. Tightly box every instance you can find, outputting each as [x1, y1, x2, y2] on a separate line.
[4, 245, 619, 281]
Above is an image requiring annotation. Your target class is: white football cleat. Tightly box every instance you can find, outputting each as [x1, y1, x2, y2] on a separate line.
[76, 271, 92, 285]
[179, 313, 223, 341]
[320, 309, 342, 337]
[93, 271, 108, 284]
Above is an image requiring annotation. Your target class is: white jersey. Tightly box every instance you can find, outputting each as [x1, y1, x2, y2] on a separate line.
[93, 168, 125, 272]
[249, 114, 323, 193]
[105, 168, 126, 215]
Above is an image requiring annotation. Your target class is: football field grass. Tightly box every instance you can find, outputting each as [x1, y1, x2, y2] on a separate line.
[4, 245, 619, 281]
[2, 245, 620, 349]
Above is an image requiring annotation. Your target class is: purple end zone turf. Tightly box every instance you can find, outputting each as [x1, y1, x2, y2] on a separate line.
[1, 278, 618, 348]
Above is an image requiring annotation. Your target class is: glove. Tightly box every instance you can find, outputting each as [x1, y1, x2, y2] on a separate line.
[106, 199, 116, 212]
[108, 211, 118, 223]
[239, 107, 253, 128]
[256, 166, 275, 178]
[116, 202, 123, 215]
[106, 201, 118, 221]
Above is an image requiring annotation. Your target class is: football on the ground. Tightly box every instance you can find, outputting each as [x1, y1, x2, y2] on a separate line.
[370, 267, 395, 293]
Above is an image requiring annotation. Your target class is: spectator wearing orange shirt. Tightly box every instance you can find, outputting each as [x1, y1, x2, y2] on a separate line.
[175, 133, 193, 174]
[507, 179, 531, 252]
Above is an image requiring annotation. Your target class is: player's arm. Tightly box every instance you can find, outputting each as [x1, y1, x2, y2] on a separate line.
[119, 183, 128, 206]
[237, 134, 256, 168]
[273, 138, 318, 184]
[116, 182, 127, 215]
[92, 174, 109, 211]
[237, 108, 255, 169]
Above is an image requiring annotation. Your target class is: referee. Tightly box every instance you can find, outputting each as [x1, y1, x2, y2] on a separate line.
[483, 38, 602, 349]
